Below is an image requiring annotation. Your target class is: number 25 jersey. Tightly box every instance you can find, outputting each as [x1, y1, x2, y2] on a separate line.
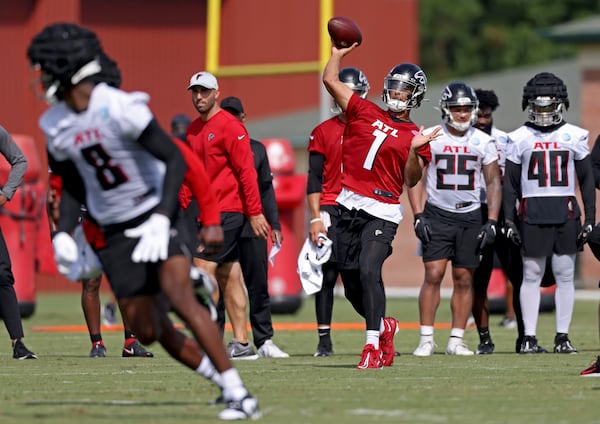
[506, 123, 589, 199]
[425, 124, 497, 214]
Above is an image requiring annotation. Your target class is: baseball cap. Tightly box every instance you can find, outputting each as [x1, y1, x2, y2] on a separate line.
[220, 96, 244, 114]
[187, 71, 219, 90]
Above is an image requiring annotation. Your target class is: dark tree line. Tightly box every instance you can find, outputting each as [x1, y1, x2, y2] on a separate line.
[420, 0, 600, 81]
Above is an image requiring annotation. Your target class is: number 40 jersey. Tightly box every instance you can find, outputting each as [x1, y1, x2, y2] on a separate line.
[505, 123, 589, 199]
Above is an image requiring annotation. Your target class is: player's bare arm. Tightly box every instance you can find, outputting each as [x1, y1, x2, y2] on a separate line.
[322, 43, 358, 112]
[405, 126, 441, 187]
[307, 192, 326, 244]
[407, 174, 427, 215]
[483, 160, 502, 222]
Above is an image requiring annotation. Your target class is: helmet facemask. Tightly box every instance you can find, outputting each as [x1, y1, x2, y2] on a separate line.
[439, 83, 478, 132]
[383, 78, 424, 112]
[442, 102, 478, 132]
[527, 96, 564, 127]
[521, 72, 569, 128]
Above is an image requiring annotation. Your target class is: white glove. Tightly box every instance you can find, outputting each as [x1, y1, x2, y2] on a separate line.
[52, 231, 79, 276]
[124, 213, 171, 262]
[66, 225, 103, 282]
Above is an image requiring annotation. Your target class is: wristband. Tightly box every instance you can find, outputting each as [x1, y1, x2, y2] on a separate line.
[310, 218, 322, 224]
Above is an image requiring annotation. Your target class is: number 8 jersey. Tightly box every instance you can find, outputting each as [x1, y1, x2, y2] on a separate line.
[505, 123, 589, 199]
[40, 83, 164, 226]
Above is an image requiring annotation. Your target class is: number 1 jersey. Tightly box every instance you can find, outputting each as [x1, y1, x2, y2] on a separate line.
[341, 94, 431, 204]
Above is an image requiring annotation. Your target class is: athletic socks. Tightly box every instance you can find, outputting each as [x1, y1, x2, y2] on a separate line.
[196, 355, 223, 387]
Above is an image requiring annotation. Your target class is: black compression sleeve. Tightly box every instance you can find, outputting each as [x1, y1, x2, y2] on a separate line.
[48, 155, 87, 234]
[575, 156, 596, 226]
[137, 119, 186, 219]
[253, 141, 281, 230]
[307, 152, 325, 194]
[502, 160, 521, 222]
[590, 134, 600, 188]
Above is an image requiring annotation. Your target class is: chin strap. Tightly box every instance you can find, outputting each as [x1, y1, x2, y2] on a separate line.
[71, 58, 102, 85]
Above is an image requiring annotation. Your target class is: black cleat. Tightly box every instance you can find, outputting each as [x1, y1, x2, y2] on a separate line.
[122, 340, 154, 357]
[314, 341, 333, 357]
[554, 334, 577, 354]
[519, 336, 546, 354]
[90, 342, 107, 358]
[13, 340, 37, 360]
[476, 339, 495, 355]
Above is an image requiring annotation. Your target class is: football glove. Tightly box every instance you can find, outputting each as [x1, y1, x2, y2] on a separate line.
[476, 220, 497, 254]
[124, 213, 171, 262]
[413, 213, 432, 244]
[52, 231, 79, 276]
[504, 220, 522, 246]
[577, 223, 594, 250]
[190, 266, 218, 321]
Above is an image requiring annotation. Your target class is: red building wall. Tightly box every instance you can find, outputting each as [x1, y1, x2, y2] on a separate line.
[0, 0, 419, 292]
[0, 0, 419, 169]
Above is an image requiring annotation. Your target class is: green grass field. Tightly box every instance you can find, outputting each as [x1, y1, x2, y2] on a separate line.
[1, 292, 599, 424]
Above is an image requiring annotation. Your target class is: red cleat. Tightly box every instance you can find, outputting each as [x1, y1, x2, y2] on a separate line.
[356, 344, 383, 369]
[581, 356, 600, 376]
[380, 317, 399, 366]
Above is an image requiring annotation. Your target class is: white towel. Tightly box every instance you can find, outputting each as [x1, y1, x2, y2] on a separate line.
[297, 233, 333, 295]
[66, 224, 103, 282]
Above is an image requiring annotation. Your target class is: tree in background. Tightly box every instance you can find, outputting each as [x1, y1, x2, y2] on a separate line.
[420, 0, 600, 81]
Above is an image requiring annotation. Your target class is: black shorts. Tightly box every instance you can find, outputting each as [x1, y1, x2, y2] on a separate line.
[521, 219, 580, 257]
[321, 204, 340, 263]
[421, 203, 482, 268]
[98, 211, 192, 299]
[336, 206, 397, 270]
[196, 212, 244, 263]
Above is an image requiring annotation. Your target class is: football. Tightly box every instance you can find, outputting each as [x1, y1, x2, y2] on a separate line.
[327, 16, 362, 49]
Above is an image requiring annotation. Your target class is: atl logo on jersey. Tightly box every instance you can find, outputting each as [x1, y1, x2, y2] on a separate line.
[371, 120, 398, 138]
[532, 141, 560, 150]
[442, 145, 472, 154]
[73, 128, 102, 146]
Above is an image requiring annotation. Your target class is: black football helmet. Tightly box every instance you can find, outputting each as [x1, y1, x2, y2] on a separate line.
[27, 22, 103, 102]
[521, 72, 569, 127]
[439, 82, 478, 132]
[382, 63, 427, 112]
[339, 67, 370, 98]
[332, 67, 370, 113]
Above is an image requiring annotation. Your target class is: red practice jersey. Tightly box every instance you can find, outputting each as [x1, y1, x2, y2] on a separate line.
[307, 116, 344, 206]
[341, 94, 431, 203]
[186, 110, 262, 216]
[174, 137, 221, 226]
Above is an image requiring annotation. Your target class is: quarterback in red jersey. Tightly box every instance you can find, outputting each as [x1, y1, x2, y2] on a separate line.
[322, 41, 440, 369]
[307, 67, 370, 357]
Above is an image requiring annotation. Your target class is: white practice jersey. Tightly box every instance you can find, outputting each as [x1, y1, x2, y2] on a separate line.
[425, 124, 498, 213]
[480, 126, 509, 203]
[40, 83, 164, 225]
[491, 126, 509, 176]
[506, 123, 589, 199]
